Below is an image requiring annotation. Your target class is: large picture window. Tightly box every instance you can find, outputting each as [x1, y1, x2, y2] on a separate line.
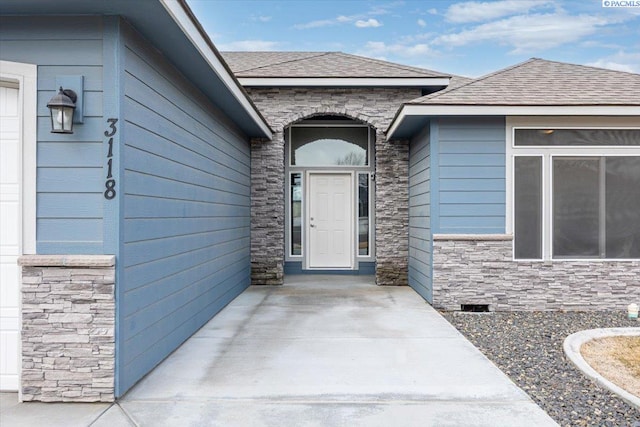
[512, 127, 640, 260]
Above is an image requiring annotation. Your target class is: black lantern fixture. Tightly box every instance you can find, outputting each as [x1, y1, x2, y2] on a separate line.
[47, 87, 77, 134]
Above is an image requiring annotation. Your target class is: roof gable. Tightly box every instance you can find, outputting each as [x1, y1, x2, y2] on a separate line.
[222, 51, 449, 79]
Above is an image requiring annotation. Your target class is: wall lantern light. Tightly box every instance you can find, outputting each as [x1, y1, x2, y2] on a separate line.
[47, 87, 77, 134]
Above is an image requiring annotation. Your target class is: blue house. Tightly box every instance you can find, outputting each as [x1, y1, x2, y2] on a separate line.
[1, 0, 271, 402]
[387, 59, 640, 311]
[1, 0, 639, 404]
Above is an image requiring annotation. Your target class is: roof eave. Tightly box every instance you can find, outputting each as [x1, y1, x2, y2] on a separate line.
[237, 77, 450, 88]
[0, 0, 273, 139]
[160, 0, 272, 138]
[387, 104, 640, 140]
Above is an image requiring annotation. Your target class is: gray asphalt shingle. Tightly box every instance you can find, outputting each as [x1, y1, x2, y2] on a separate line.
[221, 51, 450, 78]
[408, 58, 640, 105]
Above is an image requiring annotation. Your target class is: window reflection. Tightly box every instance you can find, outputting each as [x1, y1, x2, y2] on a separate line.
[291, 127, 368, 166]
[291, 173, 302, 256]
[358, 174, 369, 256]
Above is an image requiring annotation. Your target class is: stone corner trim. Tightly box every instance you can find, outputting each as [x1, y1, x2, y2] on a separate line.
[19, 254, 115, 267]
[433, 234, 513, 241]
[21, 255, 115, 402]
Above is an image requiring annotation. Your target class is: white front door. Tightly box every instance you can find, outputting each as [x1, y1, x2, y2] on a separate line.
[308, 173, 353, 268]
[0, 84, 21, 390]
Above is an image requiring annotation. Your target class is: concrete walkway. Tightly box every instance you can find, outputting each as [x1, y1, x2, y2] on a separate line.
[1, 276, 556, 426]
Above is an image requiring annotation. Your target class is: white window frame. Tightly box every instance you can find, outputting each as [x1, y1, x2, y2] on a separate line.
[0, 61, 37, 255]
[285, 121, 376, 263]
[288, 124, 373, 168]
[506, 116, 640, 262]
[288, 172, 304, 258]
[356, 171, 372, 258]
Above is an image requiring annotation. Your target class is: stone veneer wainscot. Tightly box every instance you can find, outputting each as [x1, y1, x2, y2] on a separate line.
[432, 234, 640, 311]
[246, 87, 419, 286]
[19, 255, 115, 402]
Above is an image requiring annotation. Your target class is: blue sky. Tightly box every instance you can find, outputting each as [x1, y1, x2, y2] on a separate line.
[186, 0, 640, 77]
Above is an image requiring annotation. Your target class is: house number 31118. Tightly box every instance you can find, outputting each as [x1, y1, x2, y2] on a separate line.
[103, 118, 118, 200]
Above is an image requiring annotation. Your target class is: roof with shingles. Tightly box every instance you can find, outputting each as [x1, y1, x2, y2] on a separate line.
[407, 58, 640, 105]
[221, 51, 450, 79]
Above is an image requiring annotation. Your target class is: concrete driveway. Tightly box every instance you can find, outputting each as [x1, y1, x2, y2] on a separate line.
[1, 276, 556, 426]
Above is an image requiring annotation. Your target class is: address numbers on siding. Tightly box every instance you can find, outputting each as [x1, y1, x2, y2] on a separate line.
[104, 118, 118, 200]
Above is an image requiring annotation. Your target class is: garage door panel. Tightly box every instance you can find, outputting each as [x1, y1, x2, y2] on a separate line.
[0, 85, 20, 391]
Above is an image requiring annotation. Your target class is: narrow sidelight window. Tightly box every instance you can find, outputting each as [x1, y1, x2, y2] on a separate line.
[358, 173, 369, 256]
[514, 156, 542, 259]
[290, 173, 302, 256]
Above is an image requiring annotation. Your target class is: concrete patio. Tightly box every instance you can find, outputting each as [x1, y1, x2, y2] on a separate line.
[1, 276, 556, 426]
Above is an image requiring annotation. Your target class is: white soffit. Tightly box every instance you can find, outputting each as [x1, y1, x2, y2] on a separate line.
[238, 77, 451, 87]
[387, 104, 640, 139]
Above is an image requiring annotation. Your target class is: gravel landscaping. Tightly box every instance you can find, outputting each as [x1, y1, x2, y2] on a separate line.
[441, 311, 640, 427]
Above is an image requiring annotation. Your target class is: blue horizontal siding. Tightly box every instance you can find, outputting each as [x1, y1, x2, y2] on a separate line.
[436, 118, 506, 234]
[117, 22, 252, 396]
[0, 16, 106, 254]
[439, 166, 505, 179]
[408, 126, 432, 303]
[123, 141, 249, 195]
[440, 191, 504, 204]
[37, 194, 103, 218]
[121, 247, 250, 318]
[37, 168, 103, 193]
[122, 256, 249, 341]
[0, 40, 103, 66]
[37, 219, 103, 241]
[121, 269, 249, 388]
[37, 142, 103, 167]
[124, 216, 248, 243]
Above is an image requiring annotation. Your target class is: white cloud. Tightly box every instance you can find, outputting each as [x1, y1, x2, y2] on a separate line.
[586, 51, 640, 73]
[294, 3, 401, 30]
[217, 40, 281, 51]
[586, 60, 635, 73]
[445, 0, 553, 23]
[294, 14, 358, 29]
[368, 1, 404, 16]
[417, 18, 427, 27]
[434, 13, 611, 53]
[250, 15, 272, 22]
[355, 18, 383, 28]
[360, 41, 433, 58]
[428, 8, 438, 15]
[293, 18, 337, 29]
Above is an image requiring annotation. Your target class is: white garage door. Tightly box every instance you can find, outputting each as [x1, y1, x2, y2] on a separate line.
[0, 83, 20, 391]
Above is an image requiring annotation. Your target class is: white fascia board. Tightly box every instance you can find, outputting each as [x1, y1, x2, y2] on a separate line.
[237, 77, 450, 87]
[159, 0, 272, 139]
[387, 104, 640, 139]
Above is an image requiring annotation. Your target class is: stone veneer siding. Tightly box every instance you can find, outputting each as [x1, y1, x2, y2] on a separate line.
[18, 255, 115, 402]
[432, 235, 640, 311]
[246, 87, 419, 286]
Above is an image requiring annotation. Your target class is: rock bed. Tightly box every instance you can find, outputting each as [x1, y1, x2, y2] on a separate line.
[441, 311, 640, 427]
